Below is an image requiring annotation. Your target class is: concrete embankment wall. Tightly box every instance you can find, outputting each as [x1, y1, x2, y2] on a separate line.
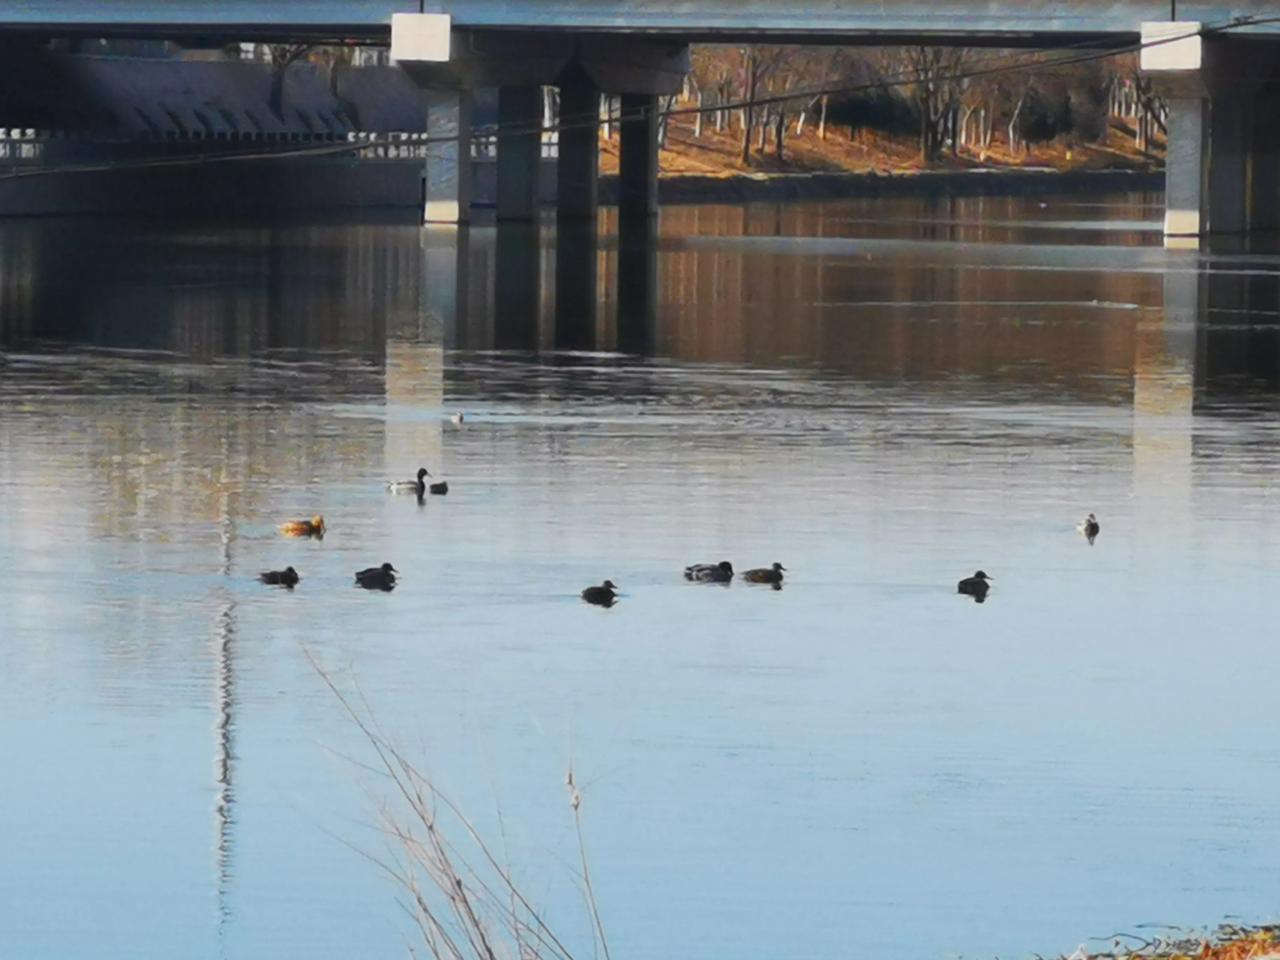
[0, 52, 433, 215]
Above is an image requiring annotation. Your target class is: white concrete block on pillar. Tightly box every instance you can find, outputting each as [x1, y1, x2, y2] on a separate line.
[1140, 21, 1203, 73]
[390, 13, 453, 64]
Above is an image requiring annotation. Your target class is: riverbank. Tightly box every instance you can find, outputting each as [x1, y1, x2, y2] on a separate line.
[1075, 925, 1280, 960]
[598, 167, 1163, 205]
[593, 94, 1164, 205]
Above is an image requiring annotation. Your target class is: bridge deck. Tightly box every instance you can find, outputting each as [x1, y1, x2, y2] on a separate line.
[3, 1, 1280, 42]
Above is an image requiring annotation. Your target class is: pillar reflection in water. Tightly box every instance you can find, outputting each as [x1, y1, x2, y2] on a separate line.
[1133, 255, 1200, 522]
[385, 230, 448, 476]
[418, 225, 469, 344]
[616, 211, 658, 355]
[494, 221, 544, 350]
[554, 216, 599, 350]
[1195, 241, 1280, 387]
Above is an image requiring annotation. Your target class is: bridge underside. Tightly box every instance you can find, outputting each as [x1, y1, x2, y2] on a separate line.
[2, 3, 1280, 243]
[7, 1, 1280, 42]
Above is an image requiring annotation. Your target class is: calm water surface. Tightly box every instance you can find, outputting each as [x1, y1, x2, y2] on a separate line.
[2, 195, 1280, 960]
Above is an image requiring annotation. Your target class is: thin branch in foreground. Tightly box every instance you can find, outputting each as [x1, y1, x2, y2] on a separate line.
[306, 648, 605, 960]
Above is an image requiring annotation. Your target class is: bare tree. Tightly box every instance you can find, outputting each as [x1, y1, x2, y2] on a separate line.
[266, 43, 313, 123]
[901, 46, 971, 163]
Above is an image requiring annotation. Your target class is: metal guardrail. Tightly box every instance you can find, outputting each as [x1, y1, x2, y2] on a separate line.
[0, 129, 447, 167]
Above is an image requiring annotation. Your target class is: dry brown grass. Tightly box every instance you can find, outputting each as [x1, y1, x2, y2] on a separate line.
[597, 103, 1163, 178]
[1077, 926, 1280, 960]
[310, 652, 607, 960]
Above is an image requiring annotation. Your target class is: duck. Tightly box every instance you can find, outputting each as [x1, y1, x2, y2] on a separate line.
[581, 580, 618, 606]
[741, 562, 785, 585]
[450, 412, 465, 426]
[258, 566, 300, 588]
[685, 560, 733, 583]
[388, 468, 429, 495]
[957, 570, 992, 602]
[1079, 512, 1100, 545]
[279, 515, 325, 538]
[355, 562, 398, 591]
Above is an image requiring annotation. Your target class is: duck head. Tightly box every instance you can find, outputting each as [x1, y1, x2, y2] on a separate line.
[382, 563, 398, 574]
[417, 467, 429, 480]
[602, 579, 618, 591]
[311, 515, 326, 533]
[972, 570, 992, 581]
[718, 561, 733, 574]
[772, 562, 786, 572]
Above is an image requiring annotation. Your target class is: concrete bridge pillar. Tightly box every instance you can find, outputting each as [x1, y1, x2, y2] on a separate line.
[497, 85, 543, 221]
[619, 93, 659, 219]
[1143, 22, 1280, 242]
[423, 89, 473, 224]
[557, 68, 600, 220]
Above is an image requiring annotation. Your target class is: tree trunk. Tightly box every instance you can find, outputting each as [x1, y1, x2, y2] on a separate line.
[657, 94, 675, 149]
[601, 93, 610, 140]
[740, 51, 757, 166]
[818, 94, 828, 141]
[795, 110, 806, 137]
[774, 109, 785, 159]
[1008, 87, 1029, 155]
[919, 101, 930, 163]
[756, 108, 767, 150]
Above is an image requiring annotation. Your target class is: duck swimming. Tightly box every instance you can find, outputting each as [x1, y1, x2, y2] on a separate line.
[685, 561, 733, 583]
[279, 515, 325, 538]
[388, 468, 429, 495]
[957, 570, 992, 602]
[259, 566, 300, 588]
[581, 580, 618, 606]
[355, 562, 398, 591]
[741, 562, 785, 585]
[1079, 513, 1100, 545]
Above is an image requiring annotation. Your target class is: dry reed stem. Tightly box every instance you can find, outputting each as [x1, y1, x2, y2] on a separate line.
[307, 650, 601, 960]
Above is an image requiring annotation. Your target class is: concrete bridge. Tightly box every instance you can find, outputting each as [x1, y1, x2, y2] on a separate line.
[3, 2, 1280, 239]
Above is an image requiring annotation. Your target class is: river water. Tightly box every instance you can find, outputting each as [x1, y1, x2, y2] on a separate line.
[2, 195, 1279, 960]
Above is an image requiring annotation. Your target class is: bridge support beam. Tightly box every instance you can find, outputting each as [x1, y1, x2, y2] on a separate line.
[557, 69, 600, 220]
[497, 85, 543, 221]
[1143, 22, 1280, 242]
[619, 93, 659, 219]
[554, 71, 601, 347]
[423, 89, 473, 224]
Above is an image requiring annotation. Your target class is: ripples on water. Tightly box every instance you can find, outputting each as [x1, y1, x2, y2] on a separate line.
[2, 195, 1280, 960]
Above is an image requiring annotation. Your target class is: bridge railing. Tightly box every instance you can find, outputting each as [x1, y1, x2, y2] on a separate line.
[0, 129, 445, 169]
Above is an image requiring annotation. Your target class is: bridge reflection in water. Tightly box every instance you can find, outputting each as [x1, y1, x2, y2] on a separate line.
[3, 198, 1280, 402]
